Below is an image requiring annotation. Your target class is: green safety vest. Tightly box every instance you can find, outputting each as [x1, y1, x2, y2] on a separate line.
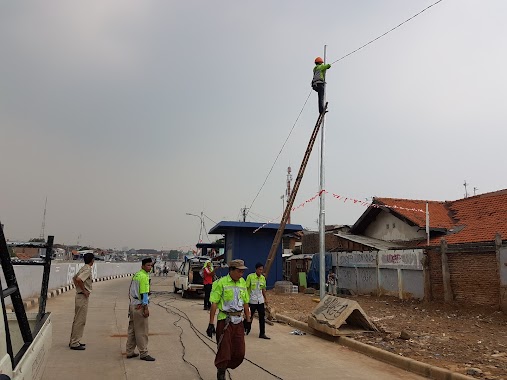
[209, 274, 249, 321]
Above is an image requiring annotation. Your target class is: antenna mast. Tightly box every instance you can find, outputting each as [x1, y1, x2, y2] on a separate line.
[463, 180, 469, 198]
[39, 197, 47, 240]
[286, 166, 292, 224]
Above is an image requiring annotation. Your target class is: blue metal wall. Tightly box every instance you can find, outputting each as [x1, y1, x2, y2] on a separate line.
[228, 228, 282, 289]
[209, 222, 303, 289]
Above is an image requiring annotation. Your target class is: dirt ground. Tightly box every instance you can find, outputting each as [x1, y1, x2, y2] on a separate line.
[267, 290, 507, 379]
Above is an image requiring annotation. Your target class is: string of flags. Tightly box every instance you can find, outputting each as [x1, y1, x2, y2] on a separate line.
[253, 190, 425, 233]
[291, 190, 425, 214]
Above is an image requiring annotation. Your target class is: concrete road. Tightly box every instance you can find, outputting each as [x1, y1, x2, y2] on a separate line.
[42, 276, 425, 380]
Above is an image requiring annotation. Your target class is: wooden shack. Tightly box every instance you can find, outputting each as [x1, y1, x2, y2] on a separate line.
[285, 254, 314, 285]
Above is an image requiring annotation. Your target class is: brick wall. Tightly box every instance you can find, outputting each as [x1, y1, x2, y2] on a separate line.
[13, 247, 40, 259]
[282, 236, 298, 250]
[427, 249, 499, 306]
[303, 233, 338, 254]
[302, 233, 370, 254]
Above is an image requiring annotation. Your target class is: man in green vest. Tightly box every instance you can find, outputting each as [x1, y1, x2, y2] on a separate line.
[206, 259, 251, 380]
[311, 56, 331, 114]
[126, 258, 155, 361]
[246, 262, 270, 339]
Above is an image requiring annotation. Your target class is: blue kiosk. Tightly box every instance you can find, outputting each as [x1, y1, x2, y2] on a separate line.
[208, 221, 303, 289]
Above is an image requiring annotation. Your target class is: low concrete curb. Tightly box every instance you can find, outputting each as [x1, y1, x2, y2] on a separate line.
[275, 314, 474, 380]
[7, 273, 134, 312]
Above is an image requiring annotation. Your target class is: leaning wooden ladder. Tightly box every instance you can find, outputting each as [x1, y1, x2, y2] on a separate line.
[264, 103, 328, 277]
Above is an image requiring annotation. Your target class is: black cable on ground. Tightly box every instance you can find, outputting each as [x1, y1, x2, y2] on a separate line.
[113, 298, 128, 378]
[172, 312, 204, 380]
[152, 294, 233, 380]
[151, 291, 284, 380]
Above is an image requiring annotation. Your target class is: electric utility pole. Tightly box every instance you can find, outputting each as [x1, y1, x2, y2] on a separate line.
[318, 45, 328, 300]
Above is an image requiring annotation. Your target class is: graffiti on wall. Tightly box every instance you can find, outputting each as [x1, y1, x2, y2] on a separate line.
[66, 263, 98, 285]
[337, 269, 355, 289]
[335, 249, 424, 300]
[378, 250, 423, 270]
[338, 252, 376, 267]
[358, 269, 375, 286]
[337, 268, 377, 292]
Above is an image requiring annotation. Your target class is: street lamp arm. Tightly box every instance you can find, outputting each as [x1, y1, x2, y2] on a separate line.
[186, 212, 205, 244]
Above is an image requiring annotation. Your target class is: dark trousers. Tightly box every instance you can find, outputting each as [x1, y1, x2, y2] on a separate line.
[215, 319, 245, 370]
[204, 284, 212, 309]
[314, 83, 325, 114]
[249, 303, 266, 336]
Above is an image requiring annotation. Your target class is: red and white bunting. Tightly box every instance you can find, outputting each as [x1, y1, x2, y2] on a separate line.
[253, 190, 425, 233]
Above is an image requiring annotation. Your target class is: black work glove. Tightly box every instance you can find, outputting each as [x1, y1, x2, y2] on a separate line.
[206, 323, 216, 338]
[243, 320, 252, 335]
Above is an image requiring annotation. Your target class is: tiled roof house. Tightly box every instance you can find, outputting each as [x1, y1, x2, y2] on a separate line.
[349, 189, 507, 307]
[351, 189, 507, 246]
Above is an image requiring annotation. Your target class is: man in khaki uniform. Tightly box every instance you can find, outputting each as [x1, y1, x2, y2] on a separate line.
[126, 258, 155, 361]
[69, 252, 94, 350]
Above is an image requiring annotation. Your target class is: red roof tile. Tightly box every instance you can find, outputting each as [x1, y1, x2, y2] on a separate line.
[375, 198, 454, 229]
[374, 189, 507, 245]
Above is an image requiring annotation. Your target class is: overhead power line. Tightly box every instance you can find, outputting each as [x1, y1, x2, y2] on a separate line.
[246, 90, 312, 217]
[331, 0, 444, 65]
[247, 210, 278, 223]
[246, 0, 444, 218]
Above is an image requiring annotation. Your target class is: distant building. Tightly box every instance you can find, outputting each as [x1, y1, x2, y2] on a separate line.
[13, 246, 41, 260]
[137, 249, 160, 256]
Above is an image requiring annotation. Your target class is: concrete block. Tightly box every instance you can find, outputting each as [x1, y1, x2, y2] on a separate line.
[308, 295, 378, 336]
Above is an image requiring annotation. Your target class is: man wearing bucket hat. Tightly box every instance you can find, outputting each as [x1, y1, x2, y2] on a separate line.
[206, 259, 251, 380]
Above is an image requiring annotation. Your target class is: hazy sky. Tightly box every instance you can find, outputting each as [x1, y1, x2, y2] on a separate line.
[1, 1, 506, 250]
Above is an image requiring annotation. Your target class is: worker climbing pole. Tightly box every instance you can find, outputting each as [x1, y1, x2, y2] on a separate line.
[311, 56, 331, 115]
[263, 1, 445, 293]
[264, 53, 331, 301]
[316, 49, 329, 300]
